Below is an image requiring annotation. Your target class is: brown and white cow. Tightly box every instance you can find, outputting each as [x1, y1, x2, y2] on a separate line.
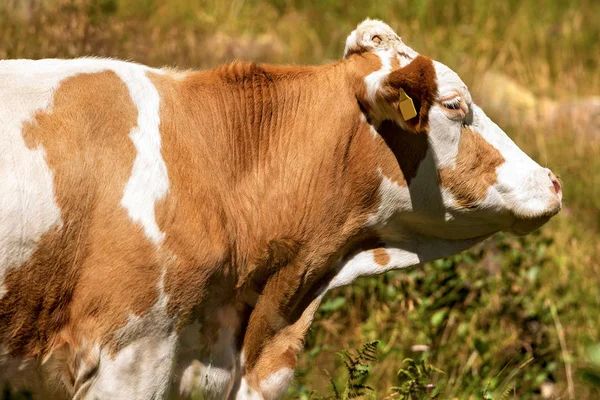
[0, 19, 561, 399]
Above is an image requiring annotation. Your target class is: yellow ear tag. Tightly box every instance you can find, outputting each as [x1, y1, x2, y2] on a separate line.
[399, 88, 417, 121]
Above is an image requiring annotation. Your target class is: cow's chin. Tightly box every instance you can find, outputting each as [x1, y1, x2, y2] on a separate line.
[506, 200, 561, 236]
[506, 215, 552, 236]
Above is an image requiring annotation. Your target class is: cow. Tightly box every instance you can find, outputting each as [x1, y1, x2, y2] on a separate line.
[0, 19, 562, 399]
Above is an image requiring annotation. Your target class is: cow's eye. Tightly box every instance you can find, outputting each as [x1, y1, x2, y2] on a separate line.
[442, 98, 461, 110]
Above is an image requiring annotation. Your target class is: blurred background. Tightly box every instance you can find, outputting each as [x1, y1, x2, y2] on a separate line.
[1, 0, 599, 398]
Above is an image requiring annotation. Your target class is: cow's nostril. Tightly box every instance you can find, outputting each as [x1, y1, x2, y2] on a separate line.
[548, 172, 562, 202]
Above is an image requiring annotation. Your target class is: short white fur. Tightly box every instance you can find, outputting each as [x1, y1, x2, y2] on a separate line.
[118, 67, 169, 245]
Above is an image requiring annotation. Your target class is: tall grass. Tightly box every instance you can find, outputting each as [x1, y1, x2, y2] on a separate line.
[1, 0, 599, 398]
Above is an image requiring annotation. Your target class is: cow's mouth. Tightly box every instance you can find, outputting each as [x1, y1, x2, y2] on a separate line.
[507, 203, 562, 236]
[505, 189, 562, 236]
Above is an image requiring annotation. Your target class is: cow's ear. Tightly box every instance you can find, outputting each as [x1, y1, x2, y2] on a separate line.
[383, 55, 437, 133]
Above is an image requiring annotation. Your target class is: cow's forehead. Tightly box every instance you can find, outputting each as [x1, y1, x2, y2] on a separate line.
[432, 60, 472, 104]
[344, 19, 473, 108]
[344, 18, 418, 65]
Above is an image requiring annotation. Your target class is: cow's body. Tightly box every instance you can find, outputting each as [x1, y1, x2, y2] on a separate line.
[0, 20, 561, 399]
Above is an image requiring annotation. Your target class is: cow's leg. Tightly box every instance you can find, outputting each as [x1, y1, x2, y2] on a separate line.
[67, 333, 178, 400]
[176, 305, 242, 399]
[234, 296, 322, 400]
[177, 324, 237, 399]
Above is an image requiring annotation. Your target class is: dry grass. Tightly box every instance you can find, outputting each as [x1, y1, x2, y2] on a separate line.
[1, 0, 599, 398]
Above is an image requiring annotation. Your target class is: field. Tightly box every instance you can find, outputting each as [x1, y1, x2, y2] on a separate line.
[1, 0, 599, 398]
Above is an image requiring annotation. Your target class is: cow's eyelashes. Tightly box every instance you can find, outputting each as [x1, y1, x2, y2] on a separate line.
[440, 97, 466, 122]
[442, 98, 461, 110]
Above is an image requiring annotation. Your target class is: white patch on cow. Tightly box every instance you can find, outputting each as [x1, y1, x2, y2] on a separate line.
[428, 61, 472, 169]
[327, 248, 415, 290]
[427, 106, 461, 169]
[366, 143, 453, 229]
[343, 28, 360, 58]
[326, 233, 491, 292]
[364, 49, 393, 103]
[359, 113, 380, 138]
[179, 359, 235, 399]
[367, 170, 411, 227]
[434, 61, 471, 104]
[344, 19, 417, 67]
[240, 348, 246, 369]
[81, 332, 177, 400]
[259, 368, 294, 400]
[81, 268, 177, 399]
[118, 69, 169, 245]
[236, 378, 264, 400]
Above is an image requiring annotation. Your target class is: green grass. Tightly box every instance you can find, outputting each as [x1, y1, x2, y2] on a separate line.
[1, 0, 599, 398]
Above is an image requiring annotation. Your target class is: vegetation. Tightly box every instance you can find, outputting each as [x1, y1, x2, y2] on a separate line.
[1, 0, 599, 398]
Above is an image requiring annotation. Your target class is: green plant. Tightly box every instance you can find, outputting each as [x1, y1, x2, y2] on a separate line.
[330, 341, 379, 400]
[391, 358, 444, 400]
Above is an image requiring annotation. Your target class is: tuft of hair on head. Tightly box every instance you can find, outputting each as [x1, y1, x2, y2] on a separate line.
[344, 18, 418, 62]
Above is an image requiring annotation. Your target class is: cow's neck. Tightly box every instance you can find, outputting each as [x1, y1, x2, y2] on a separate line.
[152, 59, 391, 371]
[157, 60, 384, 274]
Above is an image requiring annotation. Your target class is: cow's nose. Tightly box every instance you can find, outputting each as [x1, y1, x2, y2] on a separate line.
[548, 171, 562, 202]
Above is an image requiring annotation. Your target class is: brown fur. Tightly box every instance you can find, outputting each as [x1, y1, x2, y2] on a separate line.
[384, 55, 438, 133]
[439, 127, 505, 207]
[372, 248, 391, 266]
[149, 59, 392, 377]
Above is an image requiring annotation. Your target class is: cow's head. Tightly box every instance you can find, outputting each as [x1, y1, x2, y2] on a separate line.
[345, 20, 561, 249]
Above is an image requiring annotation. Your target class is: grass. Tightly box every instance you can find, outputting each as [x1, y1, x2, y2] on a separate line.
[1, 0, 599, 398]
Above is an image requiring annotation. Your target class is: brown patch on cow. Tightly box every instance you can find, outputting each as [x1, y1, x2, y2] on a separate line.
[346, 51, 384, 115]
[148, 71, 233, 326]
[391, 55, 401, 70]
[0, 70, 163, 367]
[373, 248, 391, 266]
[439, 127, 505, 208]
[231, 58, 437, 382]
